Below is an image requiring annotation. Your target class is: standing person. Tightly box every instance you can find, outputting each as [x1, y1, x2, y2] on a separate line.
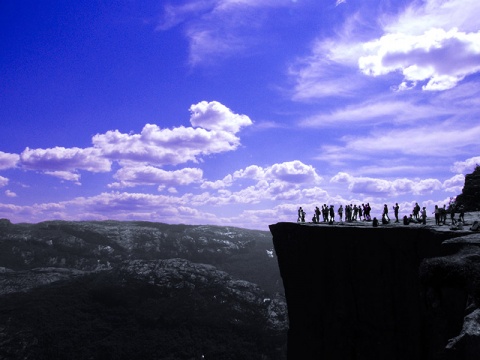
[329, 205, 335, 222]
[352, 205, 358, 221]
[421, 207, 427, 225]
[449, 205, 456, 225]
[301, 209, 306, 222]
[393, 203, 399, 223]
[297, 207, 303, 222]
[382, 204, 390, 222]
[364, 203, 371, 221]
[433, 205, 440, 225]
[315, 206, 321, 223]
[413, 203, 420, 220]
[338, 205, 343, 222]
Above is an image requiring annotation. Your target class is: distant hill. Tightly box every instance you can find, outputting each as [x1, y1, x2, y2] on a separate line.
[0, 220, 287, 360]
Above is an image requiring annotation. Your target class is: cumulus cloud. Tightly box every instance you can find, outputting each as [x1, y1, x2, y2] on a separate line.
[291, 0, 480, 99]
[232, 161, 322, 184]
[265, 160, 322, 184]
[190, 101, 252, 133]
[451, 156, 480, 173]
[109, 166, 203, 188]
[358, 0, 480, 91]
[15, 101, 251, 183]
[331, 172, 442, 197]
[201, 174, 234, 189]
[442, 174, 465, 193]
[359, 28, 480, 91]
[94, 101, 252, 166]
[44, 171, 82, 184]
[5, 190, 17, 198]
[20, 147, 111, 173]
[0, 151, 20, 170]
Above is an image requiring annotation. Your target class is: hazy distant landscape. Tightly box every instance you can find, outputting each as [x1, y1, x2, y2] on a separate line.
[0, 220, 287, 359]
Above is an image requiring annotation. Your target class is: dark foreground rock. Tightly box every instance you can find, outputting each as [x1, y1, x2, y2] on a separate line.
[270, 222, 480, 360]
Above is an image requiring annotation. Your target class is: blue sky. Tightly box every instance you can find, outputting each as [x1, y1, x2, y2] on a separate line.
[1, 0, 479, 230]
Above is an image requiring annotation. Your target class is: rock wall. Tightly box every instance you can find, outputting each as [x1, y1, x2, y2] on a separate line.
[455, 166, 480, 211]
[270, 222, 480, 360]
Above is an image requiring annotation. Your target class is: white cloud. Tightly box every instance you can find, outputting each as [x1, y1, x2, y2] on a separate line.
[201, 174, 234, 189]
[451, 156, 480, 173]
[44, 171, 82, 184]
[386, 0, 480, 35]
[189, 101, 253, 133]
[265, 160, 322, 184]
[291, 0, 480, 99]
[20, 147, 111, 173]
[442, 174, 465, 193]
[359, 28, 480, 91]
[109, 166, 203, 188]
[0, 176, 9, 188]
[5, 190, 17, 198]
[158, 0, 293, 65]
[321, 123, 480, 160]
[0, 151, 20, 170]
[231, 161, 322, 184]
[300, 99, 449, 127]
[94, 101, 252, 167]
[330, 172, 443, 197]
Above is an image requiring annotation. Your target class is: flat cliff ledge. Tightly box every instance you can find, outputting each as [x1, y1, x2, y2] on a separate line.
[270, 222, 480, 360]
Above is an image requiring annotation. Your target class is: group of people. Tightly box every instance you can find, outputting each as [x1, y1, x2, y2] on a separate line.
[299, 203, 374, 224]
[297, 202, 466, 227]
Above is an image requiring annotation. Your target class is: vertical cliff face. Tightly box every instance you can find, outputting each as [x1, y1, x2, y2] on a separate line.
[455, 166, 480, 211]
[270, 222, 480, 360]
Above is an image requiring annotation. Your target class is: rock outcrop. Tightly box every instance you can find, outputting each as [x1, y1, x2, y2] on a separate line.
[270, 222, 480, 360]
[455, 165, 480, 211]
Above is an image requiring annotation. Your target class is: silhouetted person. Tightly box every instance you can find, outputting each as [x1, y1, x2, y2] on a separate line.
[421, 207, 427, 224]
[382, 204, 390, 222]
[297, 207, 303, 222]
[329, 205, 335, 222]
[393, 203, 399, 222]
[449, 205, 456, 225]
[372, 217, 379, 227]
[413, 202, 420, 220]
[433, 205, 440, 225]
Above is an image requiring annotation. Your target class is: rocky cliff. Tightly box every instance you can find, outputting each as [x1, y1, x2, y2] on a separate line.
[455, 165, 480, 211]
[270, 222, 480, 360]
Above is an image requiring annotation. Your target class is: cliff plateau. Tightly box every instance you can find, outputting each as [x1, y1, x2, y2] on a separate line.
[270, 221, 480, 360]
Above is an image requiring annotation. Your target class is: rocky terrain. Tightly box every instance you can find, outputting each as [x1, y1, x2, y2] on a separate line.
[271, 215, 480, 360]
[0, 220, 287, 360]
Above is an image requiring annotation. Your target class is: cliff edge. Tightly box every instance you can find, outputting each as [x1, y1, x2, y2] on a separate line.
[270, 222, 480, 360]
